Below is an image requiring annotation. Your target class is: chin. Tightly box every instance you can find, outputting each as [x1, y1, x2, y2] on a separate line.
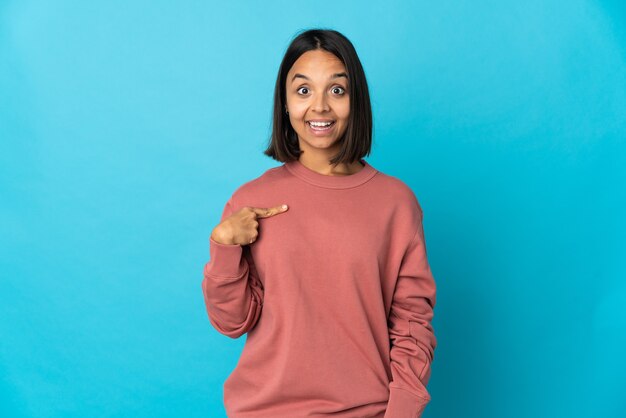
[300, 137, 342, 151]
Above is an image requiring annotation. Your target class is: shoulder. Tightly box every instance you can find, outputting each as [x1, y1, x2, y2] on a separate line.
[373, 170, 424, 216]
[228, 164, 286, 205]
[369, 169, 428, 250]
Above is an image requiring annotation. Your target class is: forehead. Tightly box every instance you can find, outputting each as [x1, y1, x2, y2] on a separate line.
[288, 50, 347, 77]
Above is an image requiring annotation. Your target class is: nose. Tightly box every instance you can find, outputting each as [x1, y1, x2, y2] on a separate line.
[312, 92, 329, 112]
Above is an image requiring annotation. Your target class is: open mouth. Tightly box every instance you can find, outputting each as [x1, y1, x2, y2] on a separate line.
[307, 121, 336, 132]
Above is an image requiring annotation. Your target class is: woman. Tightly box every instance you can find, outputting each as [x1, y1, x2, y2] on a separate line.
[202, 28, 437, 418]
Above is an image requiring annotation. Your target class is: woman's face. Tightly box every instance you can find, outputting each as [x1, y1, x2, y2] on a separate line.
[285, 49, 350, 154]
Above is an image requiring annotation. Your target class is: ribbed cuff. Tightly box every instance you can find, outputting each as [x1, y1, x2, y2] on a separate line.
[204, 236, 245, 279]
[384, 387, 429, 418]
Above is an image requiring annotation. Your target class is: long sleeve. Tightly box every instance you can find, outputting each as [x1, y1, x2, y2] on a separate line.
[384, 209, 437, 418]
[201, 197, 264, 339]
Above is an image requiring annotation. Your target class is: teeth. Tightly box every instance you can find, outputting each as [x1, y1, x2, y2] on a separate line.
[309, 121, 333, 127]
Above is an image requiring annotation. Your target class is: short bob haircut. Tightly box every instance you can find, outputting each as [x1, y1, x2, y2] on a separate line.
[263, 28, 373, 166]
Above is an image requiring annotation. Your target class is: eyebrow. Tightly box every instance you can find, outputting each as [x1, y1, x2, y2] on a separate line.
[291, 72, 348, 83]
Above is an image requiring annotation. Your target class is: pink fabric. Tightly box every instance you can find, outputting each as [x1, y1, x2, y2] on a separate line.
[202, 158, 437, 418]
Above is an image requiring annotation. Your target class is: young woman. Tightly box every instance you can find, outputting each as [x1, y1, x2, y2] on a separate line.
[202, 28, 437, 418]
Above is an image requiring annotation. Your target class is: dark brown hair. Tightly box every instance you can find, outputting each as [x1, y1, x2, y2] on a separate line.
[263, 28, 373, 166]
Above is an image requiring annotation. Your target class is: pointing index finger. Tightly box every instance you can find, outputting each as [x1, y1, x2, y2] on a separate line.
[252, 204, 289, 218]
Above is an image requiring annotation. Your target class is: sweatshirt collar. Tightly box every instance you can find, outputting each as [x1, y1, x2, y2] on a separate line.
[284, 158, 378, 189]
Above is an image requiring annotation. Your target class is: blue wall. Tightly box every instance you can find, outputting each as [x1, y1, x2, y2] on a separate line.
[1, 1, 625, 417]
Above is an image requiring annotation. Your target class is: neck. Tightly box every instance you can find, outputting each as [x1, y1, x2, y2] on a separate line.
[297, 152, 364, 176]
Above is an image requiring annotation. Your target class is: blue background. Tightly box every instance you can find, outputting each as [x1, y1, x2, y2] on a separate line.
[2, 1, 625, 417]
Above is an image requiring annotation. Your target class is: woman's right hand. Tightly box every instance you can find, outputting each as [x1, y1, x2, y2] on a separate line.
[210, 204, 289, 245]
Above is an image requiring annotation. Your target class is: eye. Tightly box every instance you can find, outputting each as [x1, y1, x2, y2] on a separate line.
[296, 86, 347, 96]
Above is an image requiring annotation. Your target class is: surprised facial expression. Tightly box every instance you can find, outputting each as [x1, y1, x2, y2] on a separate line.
[285, 49, 350, 153]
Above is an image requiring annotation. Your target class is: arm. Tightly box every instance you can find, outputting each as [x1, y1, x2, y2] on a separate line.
[385, 209, 437, 418]
[201, 197, 264, 338]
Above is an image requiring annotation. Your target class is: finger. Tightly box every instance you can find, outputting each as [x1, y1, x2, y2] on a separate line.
[250, 204, 289, 218]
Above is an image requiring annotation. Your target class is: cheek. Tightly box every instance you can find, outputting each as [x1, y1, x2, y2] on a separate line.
[287, 102, 307, 117]
[338, 112, 350, 123]
[337, 100, 350, 120]
[290, 111, 307, 124]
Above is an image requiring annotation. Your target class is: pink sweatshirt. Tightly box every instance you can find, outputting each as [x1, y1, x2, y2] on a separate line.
[202, 158, 437, 418]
